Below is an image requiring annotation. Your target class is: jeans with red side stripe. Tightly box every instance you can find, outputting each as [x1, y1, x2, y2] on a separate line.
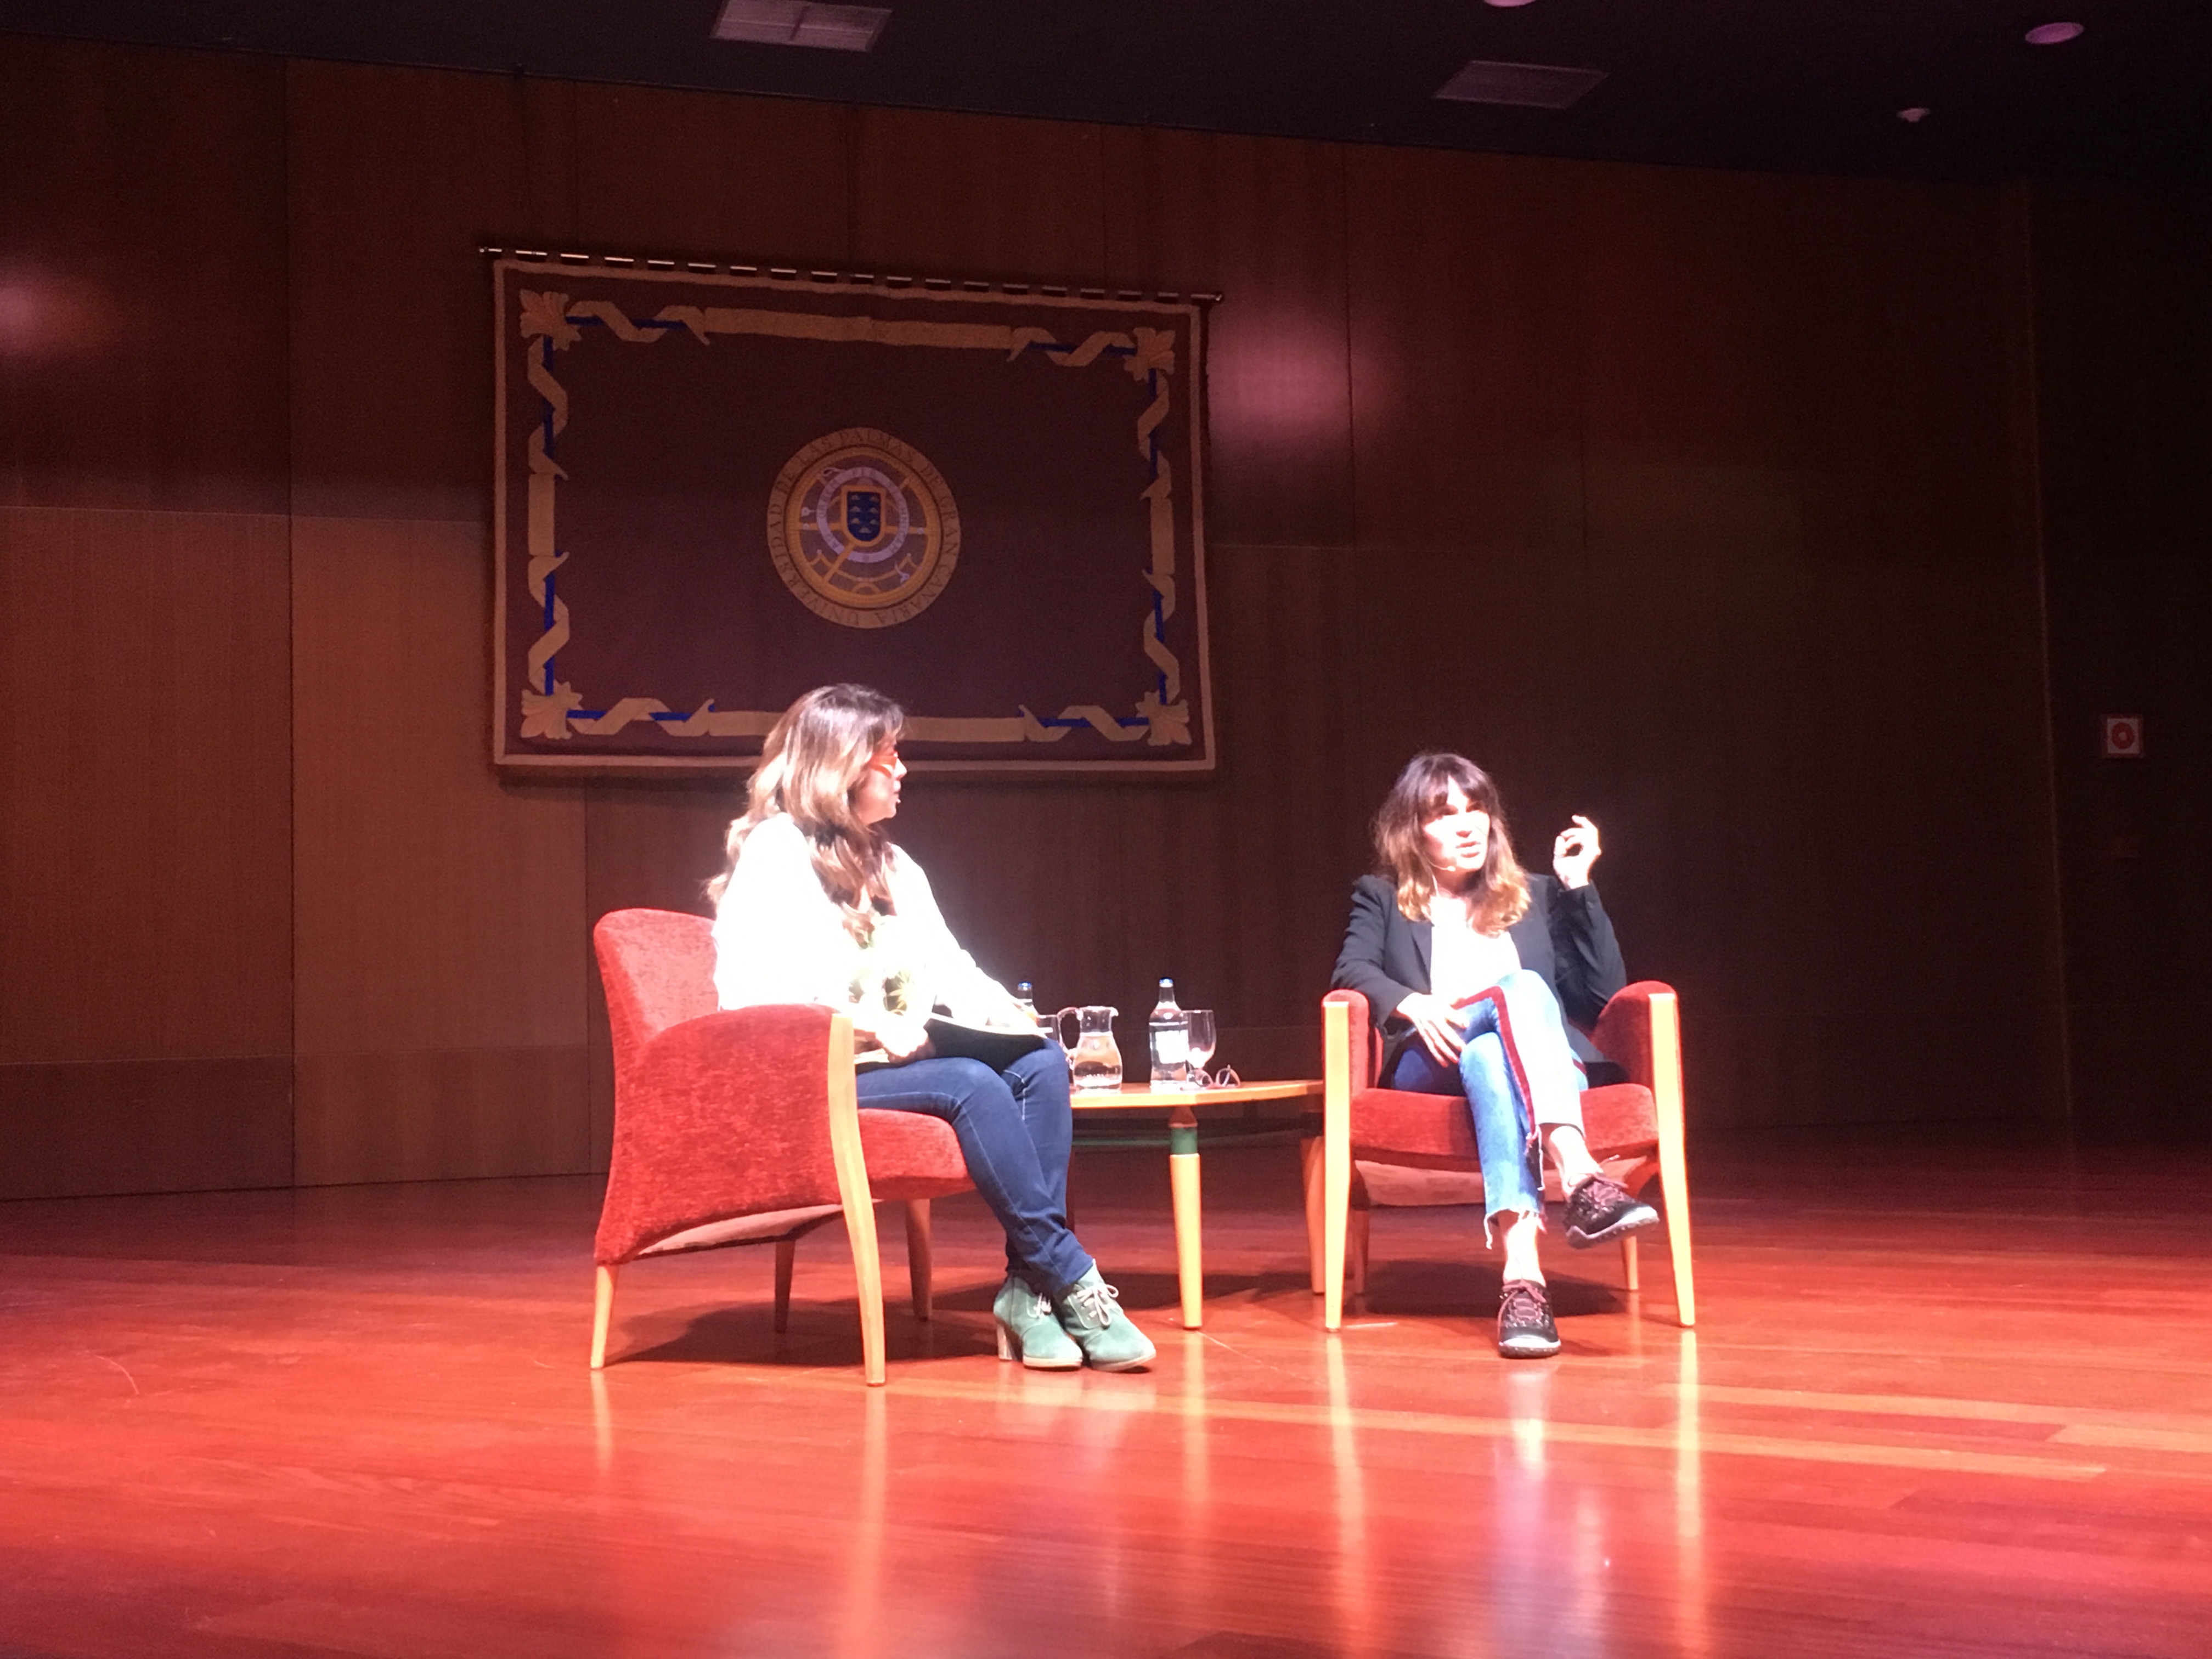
[1386, 968, 1588, 1233]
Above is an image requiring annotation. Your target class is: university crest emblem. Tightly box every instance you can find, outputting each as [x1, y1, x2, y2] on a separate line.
[765, 428, 961, 628]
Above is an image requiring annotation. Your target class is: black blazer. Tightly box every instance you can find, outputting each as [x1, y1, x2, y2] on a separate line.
[1330, 873, 1629, 1082]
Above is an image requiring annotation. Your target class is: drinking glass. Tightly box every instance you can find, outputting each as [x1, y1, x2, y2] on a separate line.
[1185, 1010, 1217, 1088]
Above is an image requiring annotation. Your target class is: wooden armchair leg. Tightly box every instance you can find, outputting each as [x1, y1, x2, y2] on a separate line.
[1348, 1207, 1370, 1300]
[774, 1236, 797, 1333]
[822, 1017, 889, 1385]
[1661, 1169, 1696, 1328]
[1621, 1233, 1640, 1293]
[845, 1214, 888, 1385]
[904, 1200, 934, 1322]
[1301, 1136, 1326, 1294]
[590, 1265, 619, 1370]
[1322, 1178, 1348, 1331]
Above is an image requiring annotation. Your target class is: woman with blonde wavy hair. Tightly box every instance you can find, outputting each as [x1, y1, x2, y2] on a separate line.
[709, 684, 1153, 1372]
[1332, 752, 1657, 1358]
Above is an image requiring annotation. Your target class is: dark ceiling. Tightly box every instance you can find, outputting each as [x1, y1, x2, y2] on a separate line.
[4, 1, 2207, 183]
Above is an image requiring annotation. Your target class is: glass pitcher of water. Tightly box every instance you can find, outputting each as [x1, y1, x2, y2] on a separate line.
[1052, 1005, 1123, 1092]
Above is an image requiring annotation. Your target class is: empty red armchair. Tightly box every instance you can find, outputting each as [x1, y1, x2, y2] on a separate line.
[591, 907, 973, 1385]
[1306, 982, 1695, 1332]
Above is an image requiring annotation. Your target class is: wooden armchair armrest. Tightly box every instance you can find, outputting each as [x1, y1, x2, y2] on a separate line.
[1322, 989, 1376, 1091]
[1317, 998, 1355, 1330]
[1589, 981, 1694, 1327]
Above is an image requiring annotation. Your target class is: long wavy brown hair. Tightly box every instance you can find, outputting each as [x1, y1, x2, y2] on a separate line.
[1373, 752, 1529, 933]
[706, 684, 905, 940]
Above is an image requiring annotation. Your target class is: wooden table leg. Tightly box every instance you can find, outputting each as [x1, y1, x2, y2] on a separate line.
[1169, 1104, 1203, 1329]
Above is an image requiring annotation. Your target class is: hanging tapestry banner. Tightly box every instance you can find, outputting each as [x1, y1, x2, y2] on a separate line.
[490, 257, 1215, 773]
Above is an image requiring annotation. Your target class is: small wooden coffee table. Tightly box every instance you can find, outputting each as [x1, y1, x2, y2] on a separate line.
[1068, 1080, 1324, 1328]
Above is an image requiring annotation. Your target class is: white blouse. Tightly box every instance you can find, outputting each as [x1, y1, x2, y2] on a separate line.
[1427, 903, 1521, 1008]
[710, 815, 1019, 1048]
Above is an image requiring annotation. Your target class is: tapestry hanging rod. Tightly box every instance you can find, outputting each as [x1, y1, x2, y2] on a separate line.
[478, 244, 1221, 307]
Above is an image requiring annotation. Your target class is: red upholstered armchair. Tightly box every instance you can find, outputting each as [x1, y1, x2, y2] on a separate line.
[1304, 983, 1696, 1333]
[591, 908, 974, 1386]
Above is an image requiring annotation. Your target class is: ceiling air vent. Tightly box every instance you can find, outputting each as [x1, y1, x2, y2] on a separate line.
[1435, 59, 1607, 110]
[712, 0, 891, 52]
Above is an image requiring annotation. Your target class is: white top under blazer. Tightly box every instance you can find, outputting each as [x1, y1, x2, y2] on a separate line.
[1426, 906, 1522, 1008]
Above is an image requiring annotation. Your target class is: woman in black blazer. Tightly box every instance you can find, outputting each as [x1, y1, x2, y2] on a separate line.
[1332, 753, 1657, 1357]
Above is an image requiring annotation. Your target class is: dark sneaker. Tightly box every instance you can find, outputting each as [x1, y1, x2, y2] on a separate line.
[1562, 1173, 1660, 1250]
[1497, 1279, 1560, 1358]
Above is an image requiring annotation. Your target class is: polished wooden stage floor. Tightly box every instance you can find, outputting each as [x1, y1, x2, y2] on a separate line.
[3, 1128, 2208, 1658]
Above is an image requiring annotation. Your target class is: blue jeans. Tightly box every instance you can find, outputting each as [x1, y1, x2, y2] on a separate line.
[1386, 968, 1588, 1228]
[855, 1044, 1093, 1297]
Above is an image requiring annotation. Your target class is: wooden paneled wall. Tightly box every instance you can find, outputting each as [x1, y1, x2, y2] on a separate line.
[2030, 181, 2212, 1131]
[1, 43, 295, 1198]
[0, 35, 2069, 1198]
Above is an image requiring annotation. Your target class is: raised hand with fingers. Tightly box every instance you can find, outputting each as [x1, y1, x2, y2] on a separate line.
[1552, 814, 1602, 889]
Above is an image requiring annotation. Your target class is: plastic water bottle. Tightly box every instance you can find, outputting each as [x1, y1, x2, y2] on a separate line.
[1014, 981, 1040, 1026]
[1149, 978, 1191, 1090]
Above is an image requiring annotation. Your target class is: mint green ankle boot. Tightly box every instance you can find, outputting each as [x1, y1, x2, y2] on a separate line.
[1052, 1266, 1156, 1372]
[994, 1275, 1081, 1369]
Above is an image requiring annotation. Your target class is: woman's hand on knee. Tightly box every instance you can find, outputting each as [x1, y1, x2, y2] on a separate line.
[1396, 993, 1465, 1065]
[864, 1014, 935, 1063]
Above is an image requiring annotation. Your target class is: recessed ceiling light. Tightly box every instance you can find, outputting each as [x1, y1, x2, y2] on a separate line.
[2025, 22, 2084, 46]
[1484, 0, 1538, 8]
[711, 0, 890, 52]
[1436, 59, 1607, 110]
[1898, 107, 1929, 123]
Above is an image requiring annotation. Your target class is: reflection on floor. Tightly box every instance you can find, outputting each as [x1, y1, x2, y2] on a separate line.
[2, 1128, 2208, 1658]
